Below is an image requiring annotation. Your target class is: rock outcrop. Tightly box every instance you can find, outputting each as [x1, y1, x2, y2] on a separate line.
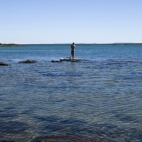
[0, 62, 11, 66]
[19, 60, 37, 64]
[51, 60, 62, 62]
[51, 58, 81, 62]
[60, 58, 81, 62]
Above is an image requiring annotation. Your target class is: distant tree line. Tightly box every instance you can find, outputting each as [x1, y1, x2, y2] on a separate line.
[0, 43, 18, 46]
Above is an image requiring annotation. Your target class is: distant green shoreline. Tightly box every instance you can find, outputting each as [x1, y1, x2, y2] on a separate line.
[0, 43, 19, 46]
[0, 43, 142, 46]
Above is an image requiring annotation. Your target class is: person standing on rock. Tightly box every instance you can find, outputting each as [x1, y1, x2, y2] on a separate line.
[71, 42, 76, 59]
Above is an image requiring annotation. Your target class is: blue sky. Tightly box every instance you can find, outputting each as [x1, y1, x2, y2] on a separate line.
[0, 0, 142, 44]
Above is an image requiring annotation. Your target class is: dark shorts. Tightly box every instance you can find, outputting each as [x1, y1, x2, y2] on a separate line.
[71, 50, 74, 55]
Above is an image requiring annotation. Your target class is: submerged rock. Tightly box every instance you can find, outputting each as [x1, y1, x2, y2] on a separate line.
[0, 62, 11, 66]
[32, 136, 113, 142]
[19, 60, 37, 64]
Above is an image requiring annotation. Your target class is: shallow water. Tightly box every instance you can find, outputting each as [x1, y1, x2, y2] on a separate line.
[0, 44, 142, 142]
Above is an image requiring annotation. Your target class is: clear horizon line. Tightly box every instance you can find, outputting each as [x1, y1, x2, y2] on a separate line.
[1, 42, 142, 45]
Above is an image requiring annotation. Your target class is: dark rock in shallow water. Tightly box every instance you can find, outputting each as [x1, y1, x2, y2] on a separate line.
[60, 58, 81, 62]
[32, 136, 113, 142]
[51, 60, 62, 62]
[19, 60, 37, 64]
[0, 62, 11, 66]
[51, 58, 89, 63]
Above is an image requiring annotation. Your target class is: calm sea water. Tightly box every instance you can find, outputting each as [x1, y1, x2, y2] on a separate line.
[0, 44, 142, 142]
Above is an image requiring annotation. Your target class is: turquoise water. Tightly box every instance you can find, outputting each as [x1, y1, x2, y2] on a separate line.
[0, 44, 142, 142]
